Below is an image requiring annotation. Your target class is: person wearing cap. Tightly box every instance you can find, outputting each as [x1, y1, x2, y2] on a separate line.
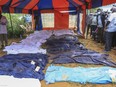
[104, 6, 116, 52]
[0, 11, 8, 49]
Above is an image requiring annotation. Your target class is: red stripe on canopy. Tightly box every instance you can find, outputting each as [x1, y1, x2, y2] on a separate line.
[102, 0, 116, 6]
[73, 0, 84, 5]
[23, 0, 39, 10]
[0, 0, 9, 5]
[11, 0, 20, 7]
[86, 0, 91, 2]
[33, 6, 38, 10]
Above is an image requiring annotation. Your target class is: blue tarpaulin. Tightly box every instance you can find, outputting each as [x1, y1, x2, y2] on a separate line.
[52, 50, 116, 67]
[0, 53, 48, 80]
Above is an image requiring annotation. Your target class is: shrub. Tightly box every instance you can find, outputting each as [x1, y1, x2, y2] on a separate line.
[3, 13, 27, 38]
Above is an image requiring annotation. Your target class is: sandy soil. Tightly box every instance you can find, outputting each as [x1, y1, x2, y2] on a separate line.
[0, 37, 116, 87]
[41, 37, 116, 87]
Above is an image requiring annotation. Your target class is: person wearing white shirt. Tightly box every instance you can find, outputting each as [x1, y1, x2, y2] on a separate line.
[104, 6, 116, 52]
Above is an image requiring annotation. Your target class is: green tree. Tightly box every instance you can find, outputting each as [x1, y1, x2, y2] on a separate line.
[3, 13, 26, 38]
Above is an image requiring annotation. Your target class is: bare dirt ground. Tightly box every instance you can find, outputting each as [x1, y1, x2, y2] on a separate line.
[0, 37, 116, 87]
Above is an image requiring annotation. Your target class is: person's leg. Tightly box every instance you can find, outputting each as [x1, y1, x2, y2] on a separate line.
[90, 25, 93, 38]
[113, 32, 116, 50]
[105, 32, 113, 51]
[102, 31, 105, 45]
[112, 32, 116, 48]
[98, 27, 103, 43]
[97, 27, 101, 43]
[90, 25, 93, 37]
[4, 34, 8, 46]
[0, 34, 4, 48]
[86, 24, 90, 38]
[0, 35, 2, 48]
[100, 28, 104, 44]
[92, 25, 97, 41]
[114, 32, 116, 47]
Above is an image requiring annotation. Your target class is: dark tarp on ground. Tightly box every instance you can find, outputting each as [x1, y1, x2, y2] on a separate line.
[45, 34, 84, 54]
[52, 50, 116, 67]
[0, 53, 48, 80]
[46, 34, 116, 67]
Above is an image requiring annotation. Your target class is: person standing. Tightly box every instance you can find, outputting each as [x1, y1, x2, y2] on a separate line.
[0, 11, 8, 49]
[91, 13, 97, 40]
[86, 13, 93, 38]
[96, 9, 105, 43]
[104, 6, 116, 52]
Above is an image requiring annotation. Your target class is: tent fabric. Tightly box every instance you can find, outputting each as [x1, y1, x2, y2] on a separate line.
[0, 0, 115, 13]
[91, 0, 116, 8]
[0, 0, 85, 14]
[45, 65, 116, 84]
[0, 0, 115, 33]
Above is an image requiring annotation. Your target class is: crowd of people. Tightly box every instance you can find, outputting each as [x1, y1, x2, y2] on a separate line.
[86, 5, 116, 52]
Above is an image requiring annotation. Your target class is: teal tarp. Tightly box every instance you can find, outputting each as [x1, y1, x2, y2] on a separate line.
[45, 65, 116, 84]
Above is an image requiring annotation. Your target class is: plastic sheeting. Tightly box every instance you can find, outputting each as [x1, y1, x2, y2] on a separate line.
[46, 34, 84, 54]
[52, 50, 116, 67]
[45, 34, 116, 67]
[45, 65, 116, 84]
[0, 53, 48, 80]
[3, 30, 74, 54]
[0, 75, 41, 87]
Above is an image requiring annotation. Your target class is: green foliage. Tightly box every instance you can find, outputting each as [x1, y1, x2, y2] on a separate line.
[3, 13, 26, 38]
[90, 8, 98, 13]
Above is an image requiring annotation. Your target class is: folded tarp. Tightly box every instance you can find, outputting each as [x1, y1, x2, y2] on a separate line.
[52, 50, 116, 67]
[0, 75, 41, 87]
[0, 53, 48, 80]
[45, 65, 116, 84]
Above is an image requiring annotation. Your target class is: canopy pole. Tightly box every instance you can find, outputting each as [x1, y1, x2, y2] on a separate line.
[9, 13, 14, 38]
